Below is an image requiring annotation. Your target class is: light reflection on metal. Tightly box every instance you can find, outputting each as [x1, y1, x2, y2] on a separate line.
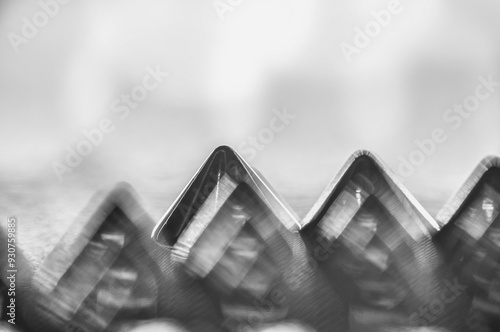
[356, 188, 362, 207]
[482, 198, 495, 222]
[115, 319, 189, 332]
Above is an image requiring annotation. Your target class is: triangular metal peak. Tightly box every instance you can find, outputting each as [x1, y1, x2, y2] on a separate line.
[152, 145, 300, 247]
[35, 183, 157, 292]
[302, 150, 440, 241]
[33, 183, 163, 332]
[434, 156, 500, 260]
[300, 150, 442, 325]
[436, 156, 500, 228]
[433, 157, 500, 326]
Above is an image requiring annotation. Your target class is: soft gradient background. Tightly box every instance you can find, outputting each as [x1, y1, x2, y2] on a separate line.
[0, 0, 499, 267]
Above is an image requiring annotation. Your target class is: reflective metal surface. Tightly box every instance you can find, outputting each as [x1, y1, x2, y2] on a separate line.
[435, 157, 500, 331]
[6, 151, 500, 332]
[302, 151, 444, 332]
[153, 145, 347, 332]
[32, 184, 164, 332]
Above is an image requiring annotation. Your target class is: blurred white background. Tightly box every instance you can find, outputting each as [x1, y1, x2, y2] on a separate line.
[0, 0, 499, 265]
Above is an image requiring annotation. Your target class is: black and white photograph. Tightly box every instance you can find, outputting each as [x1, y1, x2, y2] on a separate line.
[1, 0, 500, 331]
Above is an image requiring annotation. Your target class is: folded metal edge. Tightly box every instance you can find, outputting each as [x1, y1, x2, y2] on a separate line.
[301, 149, 440, 237]
[151, 145, 301, 244]
[435, 155, 500, 227]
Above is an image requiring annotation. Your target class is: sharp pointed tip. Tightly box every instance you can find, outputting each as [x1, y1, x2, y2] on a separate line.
[213, 144, 236, 153]
[481, 155, 500, 166]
